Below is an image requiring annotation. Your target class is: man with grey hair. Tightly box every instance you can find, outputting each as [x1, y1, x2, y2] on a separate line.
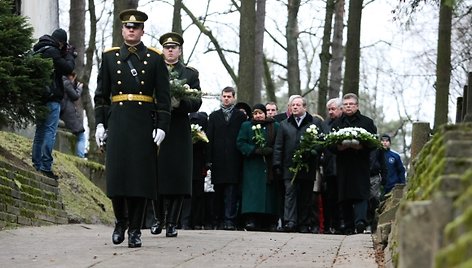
[321, 98, 343, 234]
[273, 94, 302, 122]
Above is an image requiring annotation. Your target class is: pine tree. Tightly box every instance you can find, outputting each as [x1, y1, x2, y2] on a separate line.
[0, 0, 52, 128]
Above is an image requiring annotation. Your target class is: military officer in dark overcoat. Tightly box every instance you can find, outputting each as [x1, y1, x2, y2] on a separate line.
[94, 9, 171, 248]
[149, 32, 202, 238]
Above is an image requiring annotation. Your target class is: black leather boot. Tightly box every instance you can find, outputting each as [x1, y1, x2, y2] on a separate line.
[166, 197, 183, 237]
[111, 198, 128, 245]
[127, 197, 146, 248]
[150, 196, 165, 235]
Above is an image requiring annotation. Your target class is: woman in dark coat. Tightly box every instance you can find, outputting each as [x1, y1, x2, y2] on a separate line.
[236, 104, 279, 230]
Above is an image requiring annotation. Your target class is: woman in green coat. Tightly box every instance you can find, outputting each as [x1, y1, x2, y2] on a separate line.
[236, 103, 279, 231]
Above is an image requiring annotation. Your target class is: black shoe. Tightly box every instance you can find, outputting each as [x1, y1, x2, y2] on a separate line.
[298, 225, 310, 233]
[128, 229, 142, 248]
[112, 221, 128, 245]
[356, 221, 366, 234]
[166, 224, 178, 237]
[150, 220, 162, 235]
[223, 222, 236, 231]
[245, 221, 256, 231]
[40, 170, 59, 180]
[284, 222, 296, 232]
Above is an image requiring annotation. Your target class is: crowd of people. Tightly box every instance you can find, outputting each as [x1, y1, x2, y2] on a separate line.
[31, 8, 407, 248]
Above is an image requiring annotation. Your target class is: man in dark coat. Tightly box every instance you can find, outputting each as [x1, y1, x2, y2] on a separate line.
[180, 111, 209, 230]
[32, 28, 75, 179]
[273, 96, 324, 233]
[330, 93, 377, 234]
[207, 86, 246, 230]
[321, 98, 343, 234]
[94, 9, 171, 248]
[149, 32, 202, 238]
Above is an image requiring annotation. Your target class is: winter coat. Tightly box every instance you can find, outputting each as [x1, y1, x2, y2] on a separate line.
[383, 149, 406, 194]
[60, 76, 84, 134]
[33, 35, 75, 102]
[237, 119, 279, 215]
[273, 113, 324, 182]
[93, 42, 171, 199]
[330, 110, 377, 201]
[207, 107, 246, 184]
[190, 112, 209, 182]
[158, 61, 202, 196]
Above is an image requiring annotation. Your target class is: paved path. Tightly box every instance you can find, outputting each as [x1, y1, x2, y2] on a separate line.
[0, 224, 377, 268]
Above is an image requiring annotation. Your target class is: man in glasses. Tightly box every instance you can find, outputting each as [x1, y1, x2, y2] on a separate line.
[149, 32, 202, 238]
[330, 93, 377, 235]
[94, 9, 171, 248]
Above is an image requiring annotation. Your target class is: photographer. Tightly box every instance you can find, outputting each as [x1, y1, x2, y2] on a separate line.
[31, 28, 76, 180]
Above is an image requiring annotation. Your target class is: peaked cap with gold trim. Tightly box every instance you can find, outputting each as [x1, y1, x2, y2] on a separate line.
[159, 32, 184, 46]
[119, 9, 148, 26]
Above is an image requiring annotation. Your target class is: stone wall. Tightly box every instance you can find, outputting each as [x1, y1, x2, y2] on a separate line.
[0, 161, 68, 228]
[380, 123, 472, 267]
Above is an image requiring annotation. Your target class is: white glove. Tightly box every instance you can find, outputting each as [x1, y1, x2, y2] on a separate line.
[95, 123, 105, 147]
[152, 128, 166, 146]
[171, 97, 180, 108]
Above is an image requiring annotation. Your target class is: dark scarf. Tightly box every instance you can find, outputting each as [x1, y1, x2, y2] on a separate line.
[221, 104, 235, 122]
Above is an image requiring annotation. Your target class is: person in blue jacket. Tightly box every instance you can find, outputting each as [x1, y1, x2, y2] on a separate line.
[380, 134, 406, 195]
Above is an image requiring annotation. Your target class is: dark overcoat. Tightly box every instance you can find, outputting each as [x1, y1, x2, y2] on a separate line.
[273, 113, 324, 181]
[237, 119, 279, 215]
[94, 42, 171, 199]
[190, 112, 209, 182]
[330, 110, 377, 201]
[158, 61, 202, 196]
[207, 107, 246, 184]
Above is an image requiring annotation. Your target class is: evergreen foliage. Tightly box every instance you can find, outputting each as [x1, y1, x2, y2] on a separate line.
[0, 0, 52, 128]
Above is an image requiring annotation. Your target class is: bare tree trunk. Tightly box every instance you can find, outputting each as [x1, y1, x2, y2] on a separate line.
[317, 0, 335, 116]
[112, 0, 139, 46]
[434, 0, 452, 130]
[263, 55, 277, 103]
[286, 0, 301, 97]
[329, 0, 344, 99]
[238, 0, 256, 104]
[84, 0, 100, 160]
[342, 0, 362, 96]
[253, 0, 266, 104]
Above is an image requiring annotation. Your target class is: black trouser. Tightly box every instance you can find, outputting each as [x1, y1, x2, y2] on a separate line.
[112, 197, 147, 234]
[153, 195, 184, 227]
[322, 176, 340, 230]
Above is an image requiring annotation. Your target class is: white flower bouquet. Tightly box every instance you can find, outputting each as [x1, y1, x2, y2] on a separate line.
[324, 127, 380, 148]
[190, 124, 209, 143]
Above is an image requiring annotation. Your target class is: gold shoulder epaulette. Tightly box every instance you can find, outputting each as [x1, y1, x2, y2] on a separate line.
[148, 47, 162, 55]
[104, 47, 120, 53]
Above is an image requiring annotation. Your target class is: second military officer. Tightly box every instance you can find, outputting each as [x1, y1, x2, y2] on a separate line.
[150, 32, 202, 237]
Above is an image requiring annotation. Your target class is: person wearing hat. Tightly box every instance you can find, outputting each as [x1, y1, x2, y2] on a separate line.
[31, 28, 76, 180]
[380, 134, 406, 195]
[149, 31, 201, 238]
[94, 9, 171, 248]
[272, 96, 325, 233]
[236, 103, 279, 231]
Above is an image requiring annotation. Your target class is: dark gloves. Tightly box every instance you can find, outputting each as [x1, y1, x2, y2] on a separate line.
[254, 147, 273, 156]
[302, 149, 318, 159]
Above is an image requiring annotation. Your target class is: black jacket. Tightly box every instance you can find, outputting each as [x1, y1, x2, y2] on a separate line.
[33, 35, 75, 102]
[273, 113, 324, 181]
